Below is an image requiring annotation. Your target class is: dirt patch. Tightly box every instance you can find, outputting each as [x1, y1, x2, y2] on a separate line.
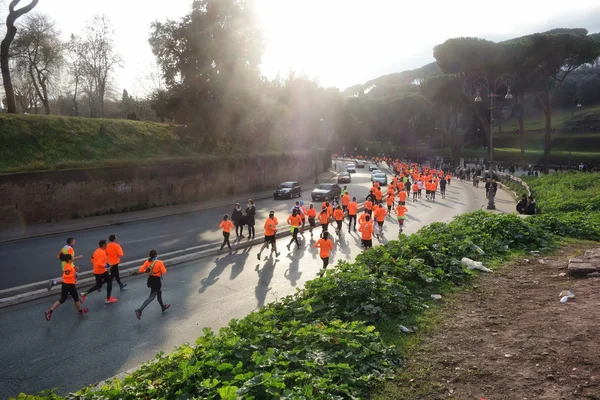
[381, 242, 600, 400]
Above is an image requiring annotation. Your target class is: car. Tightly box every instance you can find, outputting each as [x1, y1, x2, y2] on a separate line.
[337, 172, 351, 184]
[368, 164, 378, 172]
[346, 163, 356, 173]
[356, 160, 365, 168]
[372, 172, 388, 186]
[274, 181, 302, 200]
[370, 169, 382, 180]
[311, 183, 342, 201]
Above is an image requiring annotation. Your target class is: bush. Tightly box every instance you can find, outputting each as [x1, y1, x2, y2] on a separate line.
[18, 212, 582, 399]
[524, 172, 600, 213]
[527, 211, 600, 241]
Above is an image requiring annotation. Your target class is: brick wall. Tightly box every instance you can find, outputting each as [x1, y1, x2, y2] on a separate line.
[0, 151, 330, 226]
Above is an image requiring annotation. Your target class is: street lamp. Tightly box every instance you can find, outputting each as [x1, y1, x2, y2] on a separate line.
[473, 73, 515, 210]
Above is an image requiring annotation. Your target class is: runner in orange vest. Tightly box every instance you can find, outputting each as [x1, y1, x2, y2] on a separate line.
[134, 249, 170, 320]
[358, 215, 374, 250]
[80, 240, 118, 304]
[257, 211, 280, 260]
[347, 197, 358, 232]
[306, 203, 317, 236]
[286, 209, 303, 250]
[395, 204, 408, 233]
[315, 231, 334, 274]
[45, 254, 88, 321]
[318, 208, 330, 233]
[373, 203, 387, 239]
[333, 205, 344, 235]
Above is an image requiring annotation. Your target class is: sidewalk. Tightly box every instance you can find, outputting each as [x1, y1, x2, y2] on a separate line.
[0, 169, 339, 243]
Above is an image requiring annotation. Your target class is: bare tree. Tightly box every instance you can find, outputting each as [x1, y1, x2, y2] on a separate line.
[65, 34, 83, 116]
[72, 15, 121, 118]
[1, 0, 38, 113]
[13, 13, 64, 115]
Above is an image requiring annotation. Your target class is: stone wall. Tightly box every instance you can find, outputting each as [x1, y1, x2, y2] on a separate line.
[0, 151, 330, 226]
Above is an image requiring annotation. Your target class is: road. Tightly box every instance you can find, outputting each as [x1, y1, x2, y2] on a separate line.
[0, 164, 510, 399]
[0, 166, 355, 291]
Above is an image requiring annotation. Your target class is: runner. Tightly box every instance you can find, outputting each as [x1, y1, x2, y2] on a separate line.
[395, 203, 409, 233]
[373, 203, 387, 239]
[134, 249, 170, 320]
[347, 197, 358, 232]
[286, 209, 303, 250]
[314, 231, 334, 274]
[318, 207, 330, 233]
[45, 254, 88, 321]
[341, 191, 350, 213]
[417, 180, 423, 198]
[333, 205, 344, 235]
[374, 186, 383, 203]
[364, 198, 373, 217]
[439, 177, 447, 199]
[106, 234, 126, 290]
[358, 215, 374, 250]
[48, 237, 84, 291]
[398, 187, 408, 206]
[411, 181, 419, 202]
[386, 193, 394, 215]
[446, 173, 452, 185]
[80, 240, 118, 304]
[431, 179, 438, 201]
[257, 211, 280, 260]
[307, 203, 317, 236]
[219, 214, 235, 253]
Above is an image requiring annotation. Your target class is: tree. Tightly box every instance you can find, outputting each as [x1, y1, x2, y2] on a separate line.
[72, 15, 121, 118]
[521, 32, 600, 173]
[13, 13, 64, 115]
[1, 0, 39, 113]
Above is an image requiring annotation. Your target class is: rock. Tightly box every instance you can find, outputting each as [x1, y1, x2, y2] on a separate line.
[431, 294, 443, 300]
[546, 374, 555, 380]
[568, 250, 600, 277]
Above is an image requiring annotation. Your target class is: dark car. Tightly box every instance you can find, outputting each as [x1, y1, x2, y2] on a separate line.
[274, 181, 302, 200]
[311, 183, 342, 201]
[368, 164, 378, 172]
[356, 160, 365, 168]
[337, 172, 351, 184]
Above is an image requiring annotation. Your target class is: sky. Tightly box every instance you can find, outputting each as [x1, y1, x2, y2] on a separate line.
[28, 0, 600, 95]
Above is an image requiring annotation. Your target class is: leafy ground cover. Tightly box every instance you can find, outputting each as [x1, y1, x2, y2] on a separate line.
[524, 171, 600, 213]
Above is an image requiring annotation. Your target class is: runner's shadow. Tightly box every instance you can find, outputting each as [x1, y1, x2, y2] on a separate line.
[284, 242, 306, 287]
[198, 254, 234, 293]
[255, 257, 279, 308]
[230, 246, 251, 280]
[335, 234, 352, 259]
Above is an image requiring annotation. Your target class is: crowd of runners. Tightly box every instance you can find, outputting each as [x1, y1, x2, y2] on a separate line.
[44, 159, 454, 322]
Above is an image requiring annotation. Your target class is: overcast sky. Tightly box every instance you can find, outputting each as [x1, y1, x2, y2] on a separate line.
[27, 0, 600, 94]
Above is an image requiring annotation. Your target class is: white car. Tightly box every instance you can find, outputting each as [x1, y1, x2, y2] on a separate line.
[346, 163, 356, 173]
[372, 172, 388, 186]
[370, 169, 382, 180]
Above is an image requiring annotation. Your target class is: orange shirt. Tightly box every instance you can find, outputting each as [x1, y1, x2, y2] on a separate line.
[333, 209, 344, 221]
[359, 222, 374, 240]
[106, 242, 124, 265]
[347, 202, 358, 215]
[411, 184, 419, 192]
[62, 262, 77, 285]
[220, 220, 235, 233]
[395, 205, 408, 217]
[374, 206, 387, 222]
[373, 182, 380, 189]
[307, 208, 317, 218]
[318, 212, 330, 225]
[264, 217, 278, 236]
[398, 191, 407, 202]
[365, 200, 373, 210]
[397, 182, 405, 191]
[341, 194, 350, 206]
[91, 248, 108, 275]
[139, 259, 167, 277]
[358, 212, 369, 226]
[375, 189, 383, 201]
[327, 205, 333, 217]
[387, 188, 395, 197]
[58, 245, 75, 270]
[287, 214, 303, 227]
[314, 238, 334, 258]
[386, 196, 394, 206]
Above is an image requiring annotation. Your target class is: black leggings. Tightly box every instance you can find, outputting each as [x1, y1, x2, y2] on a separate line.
[321, 222, 329, 232]
[335, 220, 342, 231]
[247, 224, 255, 238]
[348, 214, 356, 230]
[289, 228, 300, 247]
[235, 224, 243, 237]
[321, 256, 329, 269]
[110, 264, 122, 285]
[220, 231, 232, 250]
[59, 283, 79, 303]
[86, 272, 112, 299]
[139, 289, 165, 311]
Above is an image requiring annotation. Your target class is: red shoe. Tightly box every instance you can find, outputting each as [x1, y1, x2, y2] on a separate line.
[105, 297, 118, 304]
[45, 310, 52, 321]
[80, 292, 86, 303]
[79, 308, 89, 316]
[135, 309, 142, 320]
[161, 304, 171, 313]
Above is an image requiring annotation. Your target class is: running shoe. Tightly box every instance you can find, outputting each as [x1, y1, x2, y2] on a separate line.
[257, 253, 261, 260]
[45, 310, 52, 321]
[120, 283, 127, 290]
[161, 304, 171, 313]
[80, 292, 87, 303]
[105, 297, 118, 304]
[47, 279, 56, 291]
[135, 309, 142, 320]
[276, 252, 281, 258]
[78, 308, 89, 316]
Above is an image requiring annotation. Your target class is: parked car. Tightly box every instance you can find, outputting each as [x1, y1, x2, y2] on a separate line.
[311, 183, 342, 201]
[372, 172, 388, 186]
[368, 164, 378, 171]
[338, 172, 352, 184]
[356, 160, 365, 168]
[274, 181, 302, 200]
[346, 163, 356, 173]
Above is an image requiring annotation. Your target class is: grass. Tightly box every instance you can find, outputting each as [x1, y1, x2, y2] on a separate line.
[495, 104, 600, 132]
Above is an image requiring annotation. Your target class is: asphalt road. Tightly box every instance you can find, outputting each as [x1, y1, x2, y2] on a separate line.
[0, 163, 364, 291]
[0, 165, 507, 399]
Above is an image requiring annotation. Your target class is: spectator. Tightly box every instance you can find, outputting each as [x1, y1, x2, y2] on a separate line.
[525, 196, 536, 215]
[516, 194, 527, 214]
[231, 203, 244, 238]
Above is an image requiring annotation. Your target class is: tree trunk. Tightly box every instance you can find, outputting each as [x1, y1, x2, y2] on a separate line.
[543, 87, 552, 174]
[519, 101, 525, 169]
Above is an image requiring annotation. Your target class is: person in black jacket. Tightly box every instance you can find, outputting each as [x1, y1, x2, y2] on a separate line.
[516, 194, 527, 214]
[245, 199, 256, 240]
[231, 203, 244, 238]
[525, 196, 537, 215]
